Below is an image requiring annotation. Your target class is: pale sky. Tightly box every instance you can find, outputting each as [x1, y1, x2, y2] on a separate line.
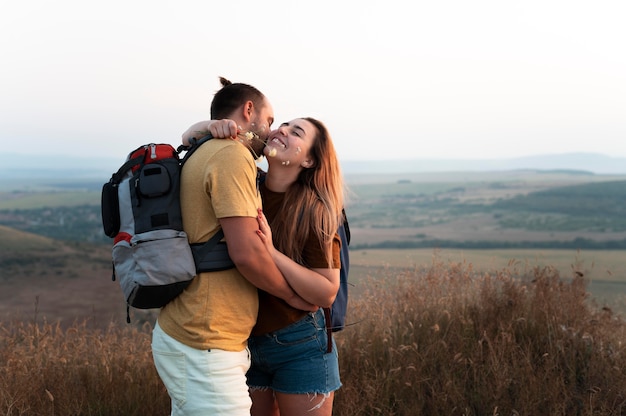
[1, 0, 625, 162]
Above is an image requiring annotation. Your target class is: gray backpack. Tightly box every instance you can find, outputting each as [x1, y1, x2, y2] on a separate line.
[101, 137, 232, 320]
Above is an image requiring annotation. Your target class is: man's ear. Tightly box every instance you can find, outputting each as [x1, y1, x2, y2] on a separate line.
[241, 100, 254, 122]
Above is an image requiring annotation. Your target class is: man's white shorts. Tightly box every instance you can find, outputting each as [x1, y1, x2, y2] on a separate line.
[151, 321, 252, 416]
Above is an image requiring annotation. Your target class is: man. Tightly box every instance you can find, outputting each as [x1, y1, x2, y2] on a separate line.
[151, 77, 314, 415]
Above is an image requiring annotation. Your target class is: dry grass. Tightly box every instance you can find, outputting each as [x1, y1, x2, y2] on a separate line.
[2, 258, 626, 415]
[0, 319, 168, 415]
[335, 259, 626, 415]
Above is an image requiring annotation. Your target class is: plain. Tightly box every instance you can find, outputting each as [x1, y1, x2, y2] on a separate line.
[1, 169, 626, 324]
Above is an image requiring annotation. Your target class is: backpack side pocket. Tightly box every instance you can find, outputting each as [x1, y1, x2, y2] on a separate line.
[111, 238, 135, 304]
[128, 229, 196, 309]
[101, 182, 120, 238]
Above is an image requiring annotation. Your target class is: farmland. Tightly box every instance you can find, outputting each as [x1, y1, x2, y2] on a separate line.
[1, 169, 626, 324]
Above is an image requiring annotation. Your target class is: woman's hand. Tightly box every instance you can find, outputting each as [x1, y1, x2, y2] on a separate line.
[255, 208, 276, 258]
[255, 207, 339, 307]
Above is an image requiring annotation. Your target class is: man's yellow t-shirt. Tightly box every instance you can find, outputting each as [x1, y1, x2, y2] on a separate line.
[157, 139, 261, 351]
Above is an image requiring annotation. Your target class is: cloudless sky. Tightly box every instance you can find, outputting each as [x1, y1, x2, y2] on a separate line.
[1, 0, 625, 162]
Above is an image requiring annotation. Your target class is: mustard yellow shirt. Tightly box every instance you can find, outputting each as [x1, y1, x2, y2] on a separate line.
[157, 140, 261, 351]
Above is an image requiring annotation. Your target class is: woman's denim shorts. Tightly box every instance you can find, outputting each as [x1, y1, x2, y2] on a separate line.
[247, 308, 341, 394]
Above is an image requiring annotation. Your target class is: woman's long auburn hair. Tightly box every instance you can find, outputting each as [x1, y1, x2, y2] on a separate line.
[268, 117, 345, 268]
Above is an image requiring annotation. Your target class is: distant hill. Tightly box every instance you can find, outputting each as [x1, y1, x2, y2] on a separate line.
[0, 152, 625, 179]
[0, 224, 60, 252]
[0, 153, 118, 180]
[341, 153, 626, 175]
[0, 224, 127, 326]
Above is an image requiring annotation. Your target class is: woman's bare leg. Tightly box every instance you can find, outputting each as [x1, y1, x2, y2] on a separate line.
[250, 389, 280, 416]
[275, 391, 334, 416]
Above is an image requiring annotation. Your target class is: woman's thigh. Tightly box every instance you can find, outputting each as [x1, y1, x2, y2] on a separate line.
[250, 389, 279, 416]
[275, 390, 334, 416]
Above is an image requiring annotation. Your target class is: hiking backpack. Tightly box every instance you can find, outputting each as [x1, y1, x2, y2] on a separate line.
[329, 209, 350, 333]
[101, 136, 232, 320]
[321, 210, 350, 352]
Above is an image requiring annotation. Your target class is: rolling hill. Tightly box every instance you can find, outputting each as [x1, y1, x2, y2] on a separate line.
[1, 152, 626, 181]
[0, 225, 132, 327]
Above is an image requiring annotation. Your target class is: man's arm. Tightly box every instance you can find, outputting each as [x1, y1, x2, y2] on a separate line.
[182, 120, 237, 145]
[220, 216, 317, 312]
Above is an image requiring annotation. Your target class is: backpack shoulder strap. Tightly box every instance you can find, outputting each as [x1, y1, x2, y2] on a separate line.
[110, 155, 143, 185]
[178, 134, 214, 166]
[324, 209, 351, 351]
[341, 208, 350, 244]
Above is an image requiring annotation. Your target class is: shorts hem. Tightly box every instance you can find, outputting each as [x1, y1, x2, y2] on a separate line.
[249, 383, 342, 395]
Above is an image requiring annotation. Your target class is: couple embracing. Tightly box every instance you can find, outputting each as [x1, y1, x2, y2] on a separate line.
[151, 77, 347, 416]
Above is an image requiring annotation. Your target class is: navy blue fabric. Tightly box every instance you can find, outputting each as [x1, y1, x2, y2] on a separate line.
[331, 211, 350, 331]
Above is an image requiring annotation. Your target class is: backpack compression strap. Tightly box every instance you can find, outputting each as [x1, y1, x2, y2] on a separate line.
[324, 307, 333, 353]
[190, 229, 235, 273]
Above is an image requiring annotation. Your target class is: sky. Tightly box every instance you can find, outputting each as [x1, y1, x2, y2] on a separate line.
[1, 0, 625, 163]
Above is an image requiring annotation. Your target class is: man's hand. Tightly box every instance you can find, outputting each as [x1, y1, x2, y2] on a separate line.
[209, 119, 238, 139]
[181, 119, 238, 146]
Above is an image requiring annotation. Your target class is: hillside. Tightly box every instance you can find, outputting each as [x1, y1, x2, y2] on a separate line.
[0, 224, 60, 252]
[0, 225, 131, 327]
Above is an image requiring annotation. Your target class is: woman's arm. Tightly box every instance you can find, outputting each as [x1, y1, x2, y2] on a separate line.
[256, 209, 340, 307]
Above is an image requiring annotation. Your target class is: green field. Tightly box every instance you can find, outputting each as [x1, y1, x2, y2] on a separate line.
[3, 170, 626, 248]
[0, 190, 100, 210]
[350, 247, 624, 277]
[347, 247, 626, 316]
[2, 169, 626, 318]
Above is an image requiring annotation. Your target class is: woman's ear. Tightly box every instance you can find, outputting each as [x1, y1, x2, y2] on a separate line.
[301, 159, 314, 168]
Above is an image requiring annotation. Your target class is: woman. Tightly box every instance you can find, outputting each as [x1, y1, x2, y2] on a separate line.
[189, 117, 344, 416]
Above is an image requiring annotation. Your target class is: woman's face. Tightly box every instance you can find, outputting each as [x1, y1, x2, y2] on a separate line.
[264, 118, 316, 168]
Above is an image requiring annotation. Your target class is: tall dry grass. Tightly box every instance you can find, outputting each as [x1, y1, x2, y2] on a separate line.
[2, 259, 626, 415]
[0, 319, 168, 415]
[334, 258, 626, 415]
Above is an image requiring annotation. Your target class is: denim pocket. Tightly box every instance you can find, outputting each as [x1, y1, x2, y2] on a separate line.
[273, 312, 325, 352]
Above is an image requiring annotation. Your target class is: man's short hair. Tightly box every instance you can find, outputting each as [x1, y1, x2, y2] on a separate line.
[211, 77, 266, 119]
